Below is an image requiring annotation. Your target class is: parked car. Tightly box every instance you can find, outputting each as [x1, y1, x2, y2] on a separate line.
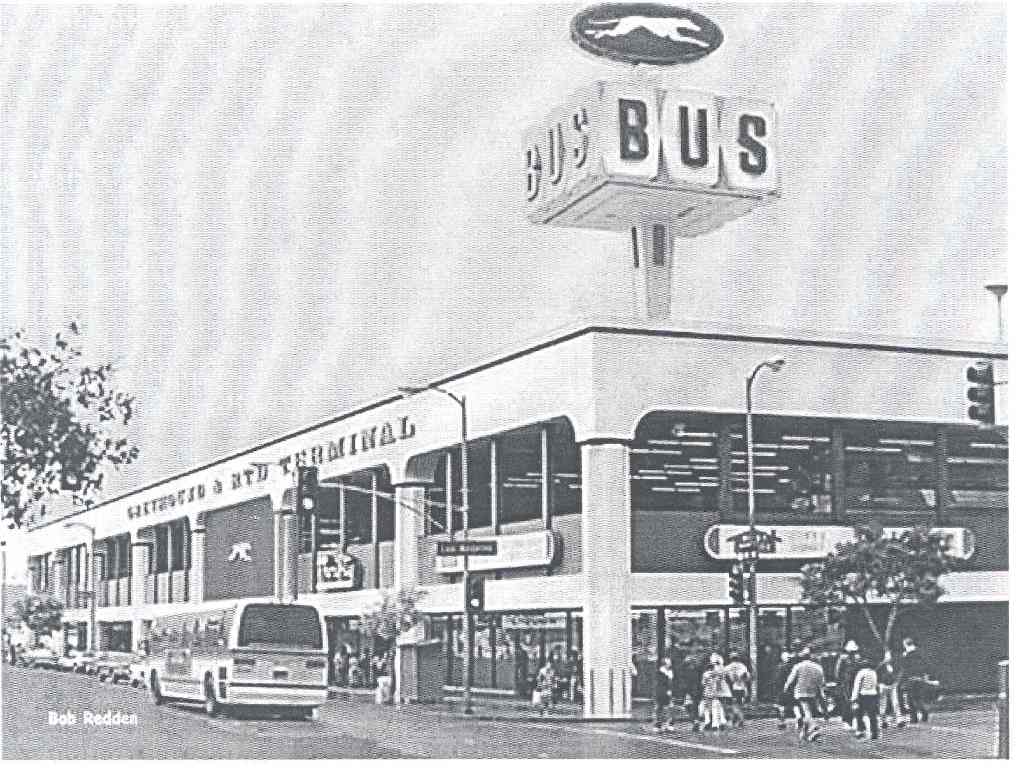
[20, 646, 59, 669]
[95, 651, 135, 684]
[58, 649, 97, 674]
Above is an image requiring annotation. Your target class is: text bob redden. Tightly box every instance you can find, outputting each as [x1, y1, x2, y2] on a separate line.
[48, 709, 140, 727]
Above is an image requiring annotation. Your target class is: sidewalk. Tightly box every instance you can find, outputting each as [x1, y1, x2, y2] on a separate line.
[328, 685, 996, 723]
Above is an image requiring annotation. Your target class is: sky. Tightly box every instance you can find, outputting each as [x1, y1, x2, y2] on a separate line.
[0, 3, 1008, 578]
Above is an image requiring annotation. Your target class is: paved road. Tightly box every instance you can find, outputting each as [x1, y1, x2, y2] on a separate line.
[1, 665, 998, 759]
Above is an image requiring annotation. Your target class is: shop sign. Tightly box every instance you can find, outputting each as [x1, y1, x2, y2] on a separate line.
[523, 82, 778, 233]
[570, 4, 724, 66]
[502, 612, 567, 631]
[435, 530, 560, 575]
[703, 524, 976, 561]
[316, 546, 362, 592]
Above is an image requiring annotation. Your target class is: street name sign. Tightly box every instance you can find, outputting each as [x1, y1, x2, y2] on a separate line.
[436, 540, 498, 557]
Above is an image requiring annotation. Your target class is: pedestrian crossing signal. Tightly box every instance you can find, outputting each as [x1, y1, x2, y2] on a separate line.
[466, 577, 485, 613]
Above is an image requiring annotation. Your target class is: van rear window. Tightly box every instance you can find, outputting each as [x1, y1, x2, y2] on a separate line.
[237, 605, 323, 649]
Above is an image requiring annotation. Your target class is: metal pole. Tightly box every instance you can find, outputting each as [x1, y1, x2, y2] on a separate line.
[460, 396, 473, 715]
[745, 373, 759, 704]
[998, 660, 1008, 758]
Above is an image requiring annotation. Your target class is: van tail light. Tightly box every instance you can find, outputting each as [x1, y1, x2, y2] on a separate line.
[305, 659, 326, 669]
[233, 658, 255, 672]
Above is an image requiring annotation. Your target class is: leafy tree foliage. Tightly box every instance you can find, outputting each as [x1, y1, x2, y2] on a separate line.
[800, 524, 956, 654]
[2, 322, 139, 527]
[13, 594, 64, 637]
[360, 587, 424, 650]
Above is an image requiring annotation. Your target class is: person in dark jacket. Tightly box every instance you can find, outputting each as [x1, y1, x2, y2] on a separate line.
[654, 656, 676, 732]
[836, 640, 861, 730]
[876, 650, 901, 728]
[898, 637, 930, 724]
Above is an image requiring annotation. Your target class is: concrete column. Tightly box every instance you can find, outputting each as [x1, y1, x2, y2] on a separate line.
[131, 541, 151, 606]
[580, 440, 632, 718]
[631, 223, 674, 320]
[275, 510, 298, 602]
[393, 484, 425, 591]
[393, 483, 425, 706]
[52, 556, 66, 604]
[190, 528, 206, 603]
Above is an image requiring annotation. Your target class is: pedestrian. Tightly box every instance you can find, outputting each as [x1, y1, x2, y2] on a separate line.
[630, 653, 639, 699]
[700, 654, 731, 732]
[836, 640, 861, 731]
[723, 654, 750, 727]
[515, 644, 530, 698]
[785, 647, 827, 743]
[876, 650, 901, 728]
[679, 644, 704, 732]
[654, 656, 676, 732]
[898, 636, 930, 724]
[851, 656, 880, 740]
[534, 656, 557, 716]
[774, 651, 798, 730]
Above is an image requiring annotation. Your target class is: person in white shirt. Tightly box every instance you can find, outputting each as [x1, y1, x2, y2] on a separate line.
[851, 657, 881, 740]
[723, 655, 750, 727]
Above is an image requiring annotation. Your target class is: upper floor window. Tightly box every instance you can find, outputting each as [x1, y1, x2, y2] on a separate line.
[945, 426, 1007, 510]
[632, 412, 723, 512]
[844, 421, 935, 512]
[731, 416, 834, 517]
[498, 425, 543, 525]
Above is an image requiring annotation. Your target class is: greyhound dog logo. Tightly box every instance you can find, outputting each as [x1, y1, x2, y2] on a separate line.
[228, 542, 252, 563]
[571, 4, 723, 65]
[584, 15, 707, 47]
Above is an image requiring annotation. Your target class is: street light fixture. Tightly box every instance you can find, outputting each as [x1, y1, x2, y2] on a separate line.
[744, 357, 785, 704]
[398, 384, 473, 715]
[64, 521, 97, 653]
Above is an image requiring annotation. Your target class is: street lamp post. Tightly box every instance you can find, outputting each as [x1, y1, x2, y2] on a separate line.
[399, 384, 472, 714]
[744, 357, 785, 704]
[985, 283, 1007, 343]
[64, 522, 97, 653]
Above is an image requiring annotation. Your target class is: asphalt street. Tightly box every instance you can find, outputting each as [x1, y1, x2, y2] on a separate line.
[1, 665, 999, 759]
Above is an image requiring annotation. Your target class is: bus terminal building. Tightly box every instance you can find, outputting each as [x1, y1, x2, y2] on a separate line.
[23, 321, 1008, 717]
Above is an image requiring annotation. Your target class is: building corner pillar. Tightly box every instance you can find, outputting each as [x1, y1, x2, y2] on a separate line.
[130, 539, 152, 607]
[580, 439, 632, 718]
[189, 527, 206, 603]
[392, 482, 426, 705]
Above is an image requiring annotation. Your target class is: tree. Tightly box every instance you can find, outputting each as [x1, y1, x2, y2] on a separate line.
[800, 524, 956, 655]
[2, 322, 139, 527]
[359, 587, 424, 691]
[13, 595, 64, 641]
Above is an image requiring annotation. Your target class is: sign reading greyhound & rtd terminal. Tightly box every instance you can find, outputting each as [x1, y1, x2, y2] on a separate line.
[570, 3, 724, 65]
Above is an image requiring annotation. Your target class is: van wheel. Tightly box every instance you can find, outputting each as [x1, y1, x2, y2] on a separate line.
[150, 672, 164, 705]
[204, 676, 221, 717]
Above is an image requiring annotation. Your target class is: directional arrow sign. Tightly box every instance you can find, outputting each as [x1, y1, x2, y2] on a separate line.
[437, 540, 497, 557]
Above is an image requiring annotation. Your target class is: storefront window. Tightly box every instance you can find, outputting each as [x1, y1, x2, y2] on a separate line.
[632, 412, 722, 512]
[498, 426, 542, 524]
[789, 605, 842, 655]
[945, 426, 1007, 509]
[730, 416, 834, 517]
[844, 421, 936, 512]
[468, 440, 492, 529]
[425, 452, 451, 535]
[376, 469, 395, 542]
[315, 486, 342, 550]
[154, 526, 168, 573]
[550, 419, 581, 516]
[343, 470, 373, 545]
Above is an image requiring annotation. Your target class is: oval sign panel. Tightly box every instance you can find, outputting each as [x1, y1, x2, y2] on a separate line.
[571, 3, 723, 65]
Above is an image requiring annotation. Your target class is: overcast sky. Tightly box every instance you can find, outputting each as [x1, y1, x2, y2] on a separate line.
[0, 3, 1007, 574]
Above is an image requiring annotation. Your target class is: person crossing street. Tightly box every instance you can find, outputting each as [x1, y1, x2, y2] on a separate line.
[785, 647, 827, 743]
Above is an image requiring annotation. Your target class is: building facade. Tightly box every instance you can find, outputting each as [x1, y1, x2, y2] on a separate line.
[22, 322, 1008, 716]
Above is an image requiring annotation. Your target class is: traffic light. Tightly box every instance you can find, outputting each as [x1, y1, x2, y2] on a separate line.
[466, 576, 485, 613]
[296, 466, 319, 514]
[728, 562, 744, 605]
[965, 361, 996, 425]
